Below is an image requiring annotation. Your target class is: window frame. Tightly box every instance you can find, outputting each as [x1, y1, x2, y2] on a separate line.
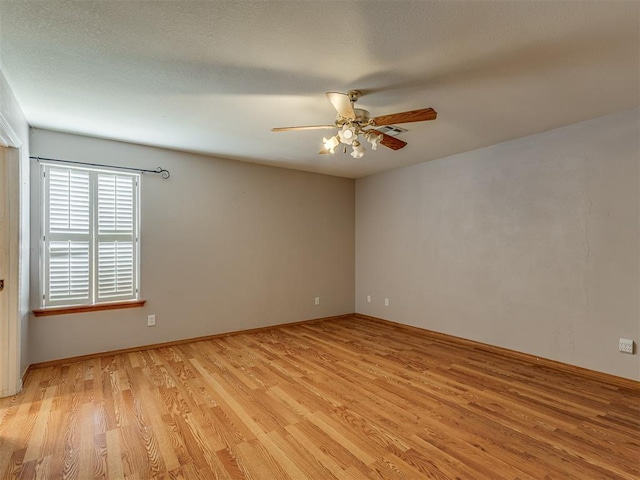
[39, 162, 141, 310]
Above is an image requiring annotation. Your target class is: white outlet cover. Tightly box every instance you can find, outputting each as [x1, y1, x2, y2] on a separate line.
[619, 338, 634, 354]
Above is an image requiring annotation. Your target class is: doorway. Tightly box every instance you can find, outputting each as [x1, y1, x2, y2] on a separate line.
[0, 146, 20, 397]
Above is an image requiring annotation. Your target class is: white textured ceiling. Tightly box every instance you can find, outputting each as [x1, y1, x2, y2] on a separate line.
[1, 1, 638, 178]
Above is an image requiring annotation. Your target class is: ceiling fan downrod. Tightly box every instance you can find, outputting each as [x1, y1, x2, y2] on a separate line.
[347, 90, 361, 104]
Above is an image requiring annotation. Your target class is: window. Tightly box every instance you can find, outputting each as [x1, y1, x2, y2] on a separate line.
[40, 163, 140, 308]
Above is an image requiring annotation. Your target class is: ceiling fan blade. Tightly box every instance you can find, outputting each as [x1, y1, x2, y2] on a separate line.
[376, 131, 407, 150]
[326, 92, 356, 120]
[272, 125, 336, 132]
[372, 108, 437, 126]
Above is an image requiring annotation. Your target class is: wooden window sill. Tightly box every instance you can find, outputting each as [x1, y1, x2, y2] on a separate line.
[33, 299, 146, 317]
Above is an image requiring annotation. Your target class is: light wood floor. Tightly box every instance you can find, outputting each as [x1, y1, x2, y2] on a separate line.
[1, 316, 638, 479]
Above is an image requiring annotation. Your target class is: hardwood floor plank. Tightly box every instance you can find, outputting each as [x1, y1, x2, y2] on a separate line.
[332, 406, 410, 452]
[283, 423, 347, 480]
[292, 419, 371, 474]
[306, 411, 377, 465]
[77, 402, 95, 479]
[267, 428, 338, 479]
[1, 316, 638, 478]
[135, 387, 181, 472]
[234, 439, 283, 480]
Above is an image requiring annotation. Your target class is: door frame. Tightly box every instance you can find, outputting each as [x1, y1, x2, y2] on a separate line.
[0, 112, 23, 397]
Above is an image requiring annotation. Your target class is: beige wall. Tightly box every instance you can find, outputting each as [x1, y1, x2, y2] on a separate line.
[356, 109, 640, 380]
[29, 129, 355, 364]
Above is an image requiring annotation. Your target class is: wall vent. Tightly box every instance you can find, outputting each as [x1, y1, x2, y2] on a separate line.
[375, 125, 407, 136]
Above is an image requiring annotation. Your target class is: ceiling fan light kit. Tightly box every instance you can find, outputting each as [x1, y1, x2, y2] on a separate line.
[272, 90, 437, 159]
[322, 135, 340, 153]
[351, 140, 365, 159]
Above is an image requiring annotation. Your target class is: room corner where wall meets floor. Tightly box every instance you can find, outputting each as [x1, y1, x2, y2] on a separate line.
[355, 108, 640, 381]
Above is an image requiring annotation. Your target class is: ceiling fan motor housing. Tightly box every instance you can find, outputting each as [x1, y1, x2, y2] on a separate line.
[353, 108, 370, 124]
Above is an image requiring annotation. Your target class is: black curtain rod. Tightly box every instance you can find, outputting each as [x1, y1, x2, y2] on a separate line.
[30, 156, 170, 179]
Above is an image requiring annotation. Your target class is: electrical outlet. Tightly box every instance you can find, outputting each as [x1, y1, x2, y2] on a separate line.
[147, 315, 156, 327]
[366, 295, 371, 303]
[314, 297, 320, 306]
[619, 338, 634, 354]
[384, 298, 389, 306]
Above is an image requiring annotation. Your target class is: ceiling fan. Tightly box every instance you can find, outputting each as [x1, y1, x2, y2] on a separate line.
[272, 90, 437, 158]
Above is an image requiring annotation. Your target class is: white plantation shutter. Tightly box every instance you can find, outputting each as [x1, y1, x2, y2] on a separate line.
[44, 167, 92, 306]
[48, 168, 90, 234]
[42, 164, 139, 307]
[98, 241, 134, 298]
[96, 174, 136, 300]
[48, 241, 90, 303]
